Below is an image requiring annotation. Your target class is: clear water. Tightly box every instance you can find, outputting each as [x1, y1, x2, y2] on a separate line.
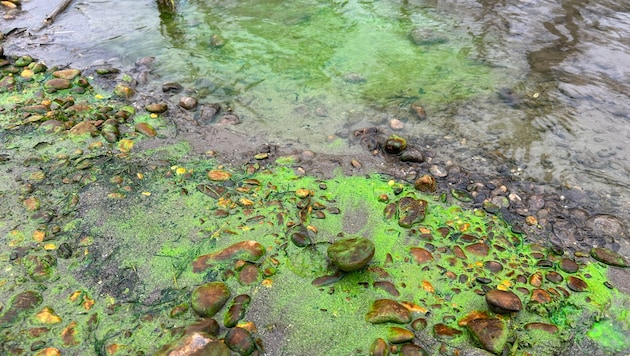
[3, 0, 630, 209]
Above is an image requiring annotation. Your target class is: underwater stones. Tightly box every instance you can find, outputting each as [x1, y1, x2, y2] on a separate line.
[327, 237, 375, 272]
[590, 247, 629, 267]
[409, 27, 448, 46]
[145, 103, 168, 113]
[162, 82, 183, 93]
[414, 174, 436, 193]
[366, 299, 412, 324]
[387, 326, 415, 343]
[410, 103, 427, 120]
[193, 241, 265, 272]
[467, 318, 508, 354]
[397, 197, 428, 228]
[224, 327, 256, 355]
[224, 294, 251, 328]
[0, 290, 43, 325]
[585, 214, 626, 239]
[52, 69, 81, 80]
[135, 122, 158, 137]
[198, 103, 221, 123]
[383, 135, 407, 154]
[370, 338, 389, 356]
[179, 96, 198, 110]
[566, 276, 588, 292]
[484, 290, 522, 314]
[410, 247, 433, 264]
[114, 84, 135, 99]
[191, 282, 231, 318]
[217, 113, 241, 125]
[44, 78, 71, 92]
[399, 148, 425, 163]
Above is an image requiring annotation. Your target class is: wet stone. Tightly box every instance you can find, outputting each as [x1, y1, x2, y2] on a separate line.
[44, 78, 71, 92]
[465, 243, 489, 257]
[24, 254, 57, 282]
[559, 258, 579, 273]
[52, 69, 81, 80]
[370, 338, 389, 356]
[545, 271, 564, 284]
[411, 318, 428, 330]
[383, 135, 407, 154]
[397, 197, 428, 228]
[224, 327, 256, 355]
[530, 289, 552, 304]
[585, 214, 627, 240]
[327, 237, 375, 272]
[467, 318, 508, 354]
[185, 318, 220, 337]
[0, 290, 43, 325]
[400, 149, 425, 163]
[483, 261, 503, 273]
[162, 82, 183, 93]
[400, 343, 428, 356]
[135, 122, 157, 137]
[113, 84, 135, 99]
[193, 241, 265, 272]
[525, 322, 559, 334]
[156, 332, 230, 356]
[485, 289, 522, 314]
[224, 294, 251, 328]
[414, 174, 436, 193]
[191, 282, 231, 317]
[410, 247, 433, 264]
[433, 323, 462, 339]
[68, 121, 98, 136]
[567, 276, 588, 292]
[179, 96, 198, 110]
[366, 299, 411, 324]
[238, 263, 259, 286]
[529, 272, 543, 287]
[373, 281, 400, 297]
[387, 326, 415, 344]
[590, 247, 629, 267]
[145, 103, 168, 113]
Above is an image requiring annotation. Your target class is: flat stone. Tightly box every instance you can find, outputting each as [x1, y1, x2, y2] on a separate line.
[387, 326, 415, 343]
[327, 237, 375, 272]
[135, 122, 157, 137]
[224, 327, 256, 355]
[559, 258, 579, 273]
[525, 322, 559, 334]
[193, 241, 265, 272]
[0, 290, 43, 325]
[145, 103, 168, 113]
[366, 299, 411, 324]
[397, 197, 428, 228]
[590, 247, 629, 267]
[530, 289, 552, 304]
[52, 69, 81, 80]
[465, 243, 489, 257]
[410, 247, 433, 264]
[467, 318, 508, 354]
[545, 271, 564, 284]
[485, 289, 522, 314]
[68, 121, 98, 136]
[373, 281, 400, 297]
[184, 318, 220, 337]
[433, 323, 462, 339]
[191, 282, 231, 317]
[585, 214, 627, 240]
[400, 343, 428, 356]
[567, 276, 588, 292]
[44, 78, 71, 91]
[238, 263, 259, 286]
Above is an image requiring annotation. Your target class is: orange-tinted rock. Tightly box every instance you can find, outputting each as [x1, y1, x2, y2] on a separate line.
[485, 289, 522, 314]
[410, 247, 433, 264]
[61, 321, 79, 346]
[135, 122, 157, 137]
[458, 310, 490, 327]
[191, 282, 231, 317]
[465, 243, 489, 257]
[238, 263, 260, 286]
[193, 241, 265, 272]
[525, 322, 559, 334]
[530, 289, 552, 304]
[433, 323, 462, 339]
[414, 174, 436, 193]
[114, 84, 135, 99]
[53, 69, 81, 80]
[567, 276, 588, 292]
[387, 326, 415, 343]
[366, 299, 411, 324]
[224, 294, 251, 328]
[529, 272, 543, 287]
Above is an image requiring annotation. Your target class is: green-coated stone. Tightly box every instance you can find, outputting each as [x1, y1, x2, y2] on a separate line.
[467, 318, 508, 354]
[327, 237, 375, 272]
[191, 282, 231, 318]
[590, 247, 629, 267]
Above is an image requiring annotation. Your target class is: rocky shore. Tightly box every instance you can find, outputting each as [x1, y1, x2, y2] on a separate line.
[2, 11, 630, 356]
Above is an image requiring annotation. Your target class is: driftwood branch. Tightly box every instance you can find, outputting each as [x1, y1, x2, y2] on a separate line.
[42, 0, 74, 26]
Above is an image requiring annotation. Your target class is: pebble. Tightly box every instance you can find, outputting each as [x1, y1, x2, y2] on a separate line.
[113, 84, 135, 99]
[545, 271, 564, 284]
[559, 258, 579, 273]
[414, 174, 436, 193]
[383, 135, 408, 154]
[0, 290, 43, 325]
[387, 326, 414, 343]
[190, 282, 231, 317]
[162, 82, 183, 93]
[410, 103, 426, 120]
[135, 122, 157, 137]
[365, 299, 411, 324]
[399, 149, 425, 163]
[530, 289, 552, 304]
[585, 214, 627, 239]
[155, 332, 230, 356]
[218, 114, 240, 125]
[193, 241, 266, 272]
[484, 289, 522, 314]
[467, 318, 508, 354]
[145, 103, 168, 113]
[400, 343, 428, 356]
[224, 327, 256, 355]
[429, 165, 448, 178]
[373, 281, 400, 297]
[410, 247, 434, 264]
[327, 237, 375, 272]
[389, 118, 404, 130]
[238, 263, 260, 286]
[224, 295, 251, 328]
[525, 322, 559, 334]
[567, 276, 588, 292]
[370, 338, 389, 356]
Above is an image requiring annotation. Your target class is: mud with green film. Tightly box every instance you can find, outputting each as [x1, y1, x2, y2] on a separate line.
[1, 47, 630, 356]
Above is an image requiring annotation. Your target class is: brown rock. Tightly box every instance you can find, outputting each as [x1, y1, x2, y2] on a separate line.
[373, 281, 400, 297]
[530, 289, 552, 304]
[224, 327, 256, 355]
[369, 338, 389, 356]
[567, 276, 588, 292]
[484, 289, 522, 314]
[414, 174, 436, 193]
[433, 323, 462, 339]
[238, 263, 260, 286]
[467, 318, 508, 354]
[590, 247, 629, 267]
[135, 122, 158, 137]
[193, 241, 265, 272]
[145, 103, 168, 113]
[465, 243, 489, 257]
[400, 343, 428, 356]
[191, 282, 231, 317]
[387, 326, 415, 343]
[155, 332, 230, 356]
[559, 258, 579, 273]
[525, 322, 559, 334]
[44, 78, 71, 92]
[179, 96, 198, 110]
[366, 299, 411, 324]
[410, 247, 433, 264]
[0, 290, 43, 325]
[53, 69, 81, 80]
[68, 121, 98, 136]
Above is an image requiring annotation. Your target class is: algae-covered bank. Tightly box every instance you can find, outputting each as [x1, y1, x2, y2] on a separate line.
[2, 30, 630, 356]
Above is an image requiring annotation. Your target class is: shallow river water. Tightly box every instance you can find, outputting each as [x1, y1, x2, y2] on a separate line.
[2, 0, 630, 210]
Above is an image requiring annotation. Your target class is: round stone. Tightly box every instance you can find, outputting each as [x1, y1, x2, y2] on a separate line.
[545, 271, 564, 284]
[370, 338, 389, 356]
[179, 96, 198, 110]
[567, 276, 588, 292]
[484, 289, 522, 314]
[559, 258, 579, 273]
[414, 174, 436, 193]
[224, 327, 256, 355]
[145, 103, 168, 113]
[327, 237, 375, 272]
[191, 282, 231, 317]
[383, 135, 407, 154]
[387, 326, 415, 344]
[366, 299, 411, 324]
